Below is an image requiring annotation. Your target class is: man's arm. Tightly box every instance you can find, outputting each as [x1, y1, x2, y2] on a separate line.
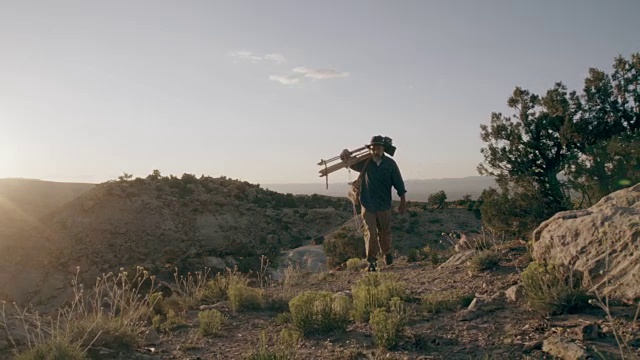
[391, 161, 407, 214]
[340, 149, 366, 172]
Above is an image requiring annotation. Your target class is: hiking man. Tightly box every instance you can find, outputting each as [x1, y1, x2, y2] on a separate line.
[341, 135, 407, 271]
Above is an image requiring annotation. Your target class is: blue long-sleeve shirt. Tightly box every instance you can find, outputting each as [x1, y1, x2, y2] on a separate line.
[350, 155, 407, 212]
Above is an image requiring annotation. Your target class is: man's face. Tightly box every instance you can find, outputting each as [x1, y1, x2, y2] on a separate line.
[370, 145, 384, 158]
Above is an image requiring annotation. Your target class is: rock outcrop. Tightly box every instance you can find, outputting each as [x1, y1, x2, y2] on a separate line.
[531, 183, 640, 300]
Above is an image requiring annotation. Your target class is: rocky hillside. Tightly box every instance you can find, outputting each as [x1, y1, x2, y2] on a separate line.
[0, 175, 353, 306]
[0, 182, 638, 359]
[0, 173, 484, 309]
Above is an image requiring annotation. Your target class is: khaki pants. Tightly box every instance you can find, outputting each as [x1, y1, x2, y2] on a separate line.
[361, 208, 392, 261]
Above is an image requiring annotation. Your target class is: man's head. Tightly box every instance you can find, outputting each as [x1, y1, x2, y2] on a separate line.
[366, 135, 386, 160]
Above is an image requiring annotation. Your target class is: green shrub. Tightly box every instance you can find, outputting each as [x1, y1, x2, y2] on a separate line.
[468, 250, 501, 271]
[247, 329, 300, 360]
[149, 292, 165, 315]
[370, 297, 409, 349]
[153, 309, 187, 333]
[228, 284, 264, 312]
[202, 268, 248, 303]
[422, 290, 474, 313]
[521, 261, 588, 315]
[324, 227, 365, 268]
[288, 291, 350, 335]
[345, 258, 365, 272]
[406, 248, 421, 263]
[198, 309, 226, 336]
[274, 312, 292, 325]
[352, 273, 406, 322]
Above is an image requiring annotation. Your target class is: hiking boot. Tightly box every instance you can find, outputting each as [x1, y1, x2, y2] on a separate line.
[384, 253, 393, 266]
[367, 261, 377, 272]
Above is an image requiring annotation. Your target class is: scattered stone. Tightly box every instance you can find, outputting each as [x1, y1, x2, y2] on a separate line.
[457, 309, 483, 321]
[505, 284, 524, 302]
[542, 336, 588, 360]
[523, 339, 543, 353]
[439, 250, 477, 268]
[203, 256, 226, 269]
[199, 301, 230, 313]
[140, 327, 161, 346]
[490, 291, 505, 301]
[467, 298, 479, 311]
[567, 323, 599, 341]
[223, 256, 237, 267]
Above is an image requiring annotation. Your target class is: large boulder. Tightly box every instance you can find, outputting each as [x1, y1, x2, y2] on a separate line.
[531, 183, 640, 301]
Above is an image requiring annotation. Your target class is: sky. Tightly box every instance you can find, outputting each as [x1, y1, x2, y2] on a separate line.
[1, 0, 639, 186]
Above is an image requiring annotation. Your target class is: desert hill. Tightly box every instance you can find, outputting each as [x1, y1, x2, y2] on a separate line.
[0, 178, 638, 359]
[0, 178, 94, 239]
[0, 175, 357, 305]
[0, 178, 94, 217]
[0, 174, 482, 308]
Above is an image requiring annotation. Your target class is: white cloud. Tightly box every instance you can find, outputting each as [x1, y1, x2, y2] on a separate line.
[269, 75, 302, 85]
[229, 50, 287, 64]
[263, 53, 286, 64]
[292, 67, 349, 79]
[269, 66, 350, 86]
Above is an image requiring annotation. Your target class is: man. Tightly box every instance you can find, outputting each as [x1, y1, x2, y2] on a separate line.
[341, 135, 407, 272]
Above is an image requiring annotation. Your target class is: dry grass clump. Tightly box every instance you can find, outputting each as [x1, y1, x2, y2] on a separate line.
[467, 250, 501, 272]
[2, 267, 157, 358]
[246, 329, 301, 360]
[521, 261, 588, 315]
[288, 291, 350, 335]
[422, 290, 474, 313]
[406, 245, 451, 265]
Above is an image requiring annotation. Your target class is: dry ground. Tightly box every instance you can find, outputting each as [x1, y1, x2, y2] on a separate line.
[79, 241, 639, 360]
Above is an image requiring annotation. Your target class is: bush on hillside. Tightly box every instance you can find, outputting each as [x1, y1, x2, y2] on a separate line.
[288, 291, 350, 335]
[324, 227, 366, 268]
[352, 273, 406, 323]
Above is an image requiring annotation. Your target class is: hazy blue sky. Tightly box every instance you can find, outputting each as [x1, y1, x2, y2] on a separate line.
[1, 0, 639, 186]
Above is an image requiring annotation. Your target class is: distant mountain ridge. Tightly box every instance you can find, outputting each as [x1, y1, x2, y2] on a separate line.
[264, 176, 497, 201]
[0, 178, 94, 226]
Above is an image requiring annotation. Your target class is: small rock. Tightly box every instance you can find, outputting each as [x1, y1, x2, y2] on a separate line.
[204, 256, 226, 269]
[457, 309, 483, 321]
[491, 291, 505, 301]
[568, 323, 599, 341]
[523, 340, 543, 353]
[505, 285, 524, 302]
[467, 298, 479, 311]
[542, 336, 588, 360]
[199, 301, 230, 313]
[140, 327, 161, 346]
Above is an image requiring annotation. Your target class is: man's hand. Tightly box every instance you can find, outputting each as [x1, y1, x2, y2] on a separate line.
[340, 149, 351, 161]
[398, 199, 407, 215]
